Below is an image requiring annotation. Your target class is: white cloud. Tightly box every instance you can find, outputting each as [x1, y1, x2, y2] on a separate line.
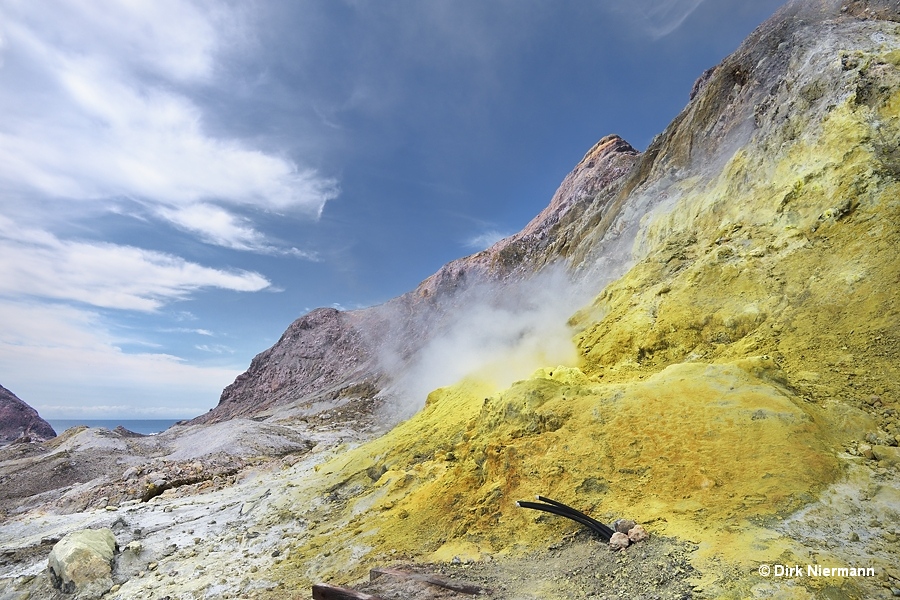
[605, 0, 707, 39]
[0, 300, 238, 418]
[159, 203, 270, 251]
[0, 215, 270, 311]
[158, 203, 320, 259]
[0, 0, 338, 250]
[159, 328, 214, 336]
[38, 405, 206, 419]
[464, 229, 510, 251]
[195, 344, 235, 355]
[3, 0, 218, 83]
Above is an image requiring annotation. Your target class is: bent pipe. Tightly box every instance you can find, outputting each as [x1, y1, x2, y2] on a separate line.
[515, 501, 600, 535]
[535, 496, 616, 539]
[516, 500, 613, 542]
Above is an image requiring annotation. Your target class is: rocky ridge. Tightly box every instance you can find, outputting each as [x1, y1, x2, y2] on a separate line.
[199, 1, 900, 430]
[0, 385, 56, 444]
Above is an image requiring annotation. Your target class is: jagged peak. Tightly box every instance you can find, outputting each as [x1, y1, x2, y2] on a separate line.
[578, 134, 638, 166]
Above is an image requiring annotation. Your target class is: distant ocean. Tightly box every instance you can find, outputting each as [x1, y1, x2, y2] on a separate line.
[46, 419, 182, 436]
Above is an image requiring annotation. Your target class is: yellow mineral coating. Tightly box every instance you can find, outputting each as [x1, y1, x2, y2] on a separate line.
[274, 364, 861, 590]
[575, 83, 900, 407]
[272, 57, 899, 596]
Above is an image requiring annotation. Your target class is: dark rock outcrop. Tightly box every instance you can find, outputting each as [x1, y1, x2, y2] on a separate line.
[193, 307, 386, 424]
[0, 384, 56, 443]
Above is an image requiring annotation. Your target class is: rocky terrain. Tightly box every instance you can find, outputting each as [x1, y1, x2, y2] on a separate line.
[2, 0, 900, 598]
[0, 385, 55, 444]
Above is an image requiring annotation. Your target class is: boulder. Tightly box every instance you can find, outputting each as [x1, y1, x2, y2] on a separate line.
[47, 528, 117, 599]
[873, 446, 900, 467]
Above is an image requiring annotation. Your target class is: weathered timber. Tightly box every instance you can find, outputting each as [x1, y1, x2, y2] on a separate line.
[370, 567, 486, 595]
[311, 582, 385, 600]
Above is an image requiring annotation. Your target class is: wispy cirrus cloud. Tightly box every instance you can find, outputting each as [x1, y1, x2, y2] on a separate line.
[604, 0, 707, 39]
[0, 1, 337, 254]
[158, 203, 320, 259]
[195, 344, 235, 355]
[0, 216, 269, 312]
[160, 328, 214, 337]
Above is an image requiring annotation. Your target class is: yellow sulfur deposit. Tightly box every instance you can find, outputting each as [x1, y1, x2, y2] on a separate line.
[277, 356, 854, 585]
[273, 45, 900, 597]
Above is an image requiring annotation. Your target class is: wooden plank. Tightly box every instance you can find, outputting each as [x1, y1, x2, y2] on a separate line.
[311, 582, 385, 600]
[370, 566, 486, 595]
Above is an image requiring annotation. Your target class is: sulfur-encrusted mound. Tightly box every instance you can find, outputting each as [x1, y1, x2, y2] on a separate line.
[275, 360, 854, 585]
[267, 3, 900, 598]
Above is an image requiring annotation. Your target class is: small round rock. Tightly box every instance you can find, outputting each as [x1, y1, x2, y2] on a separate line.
[609, 532, 630, 550]
[614, 519, 637, 534]
[628, 525, 649, 543]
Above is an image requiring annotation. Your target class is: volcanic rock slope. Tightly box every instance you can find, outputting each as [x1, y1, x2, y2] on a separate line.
[0, 385, 55, 444]
[193, 134, 641, 425]
[3, 1, 899, 599]
[249, 1, 900, 598]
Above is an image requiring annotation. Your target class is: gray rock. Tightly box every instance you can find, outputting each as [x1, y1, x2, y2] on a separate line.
[47, 528, 117, 599]
[614, 519, 636, 534]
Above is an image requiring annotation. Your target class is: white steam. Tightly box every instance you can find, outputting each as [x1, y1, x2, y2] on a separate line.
[381, 266, 593, 420]
[373, 68, 762, 422]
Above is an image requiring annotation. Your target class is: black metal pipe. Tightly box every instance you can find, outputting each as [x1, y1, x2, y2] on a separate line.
[516, 500, 613, 542]
[534, 496, 616, 539]
[516, 501, 601, 535]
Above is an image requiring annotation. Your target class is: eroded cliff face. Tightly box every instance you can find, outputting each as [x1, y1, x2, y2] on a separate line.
[254, 3, 900, 597]
[193, 308, 386, 425]
[0, 384, 55, 444]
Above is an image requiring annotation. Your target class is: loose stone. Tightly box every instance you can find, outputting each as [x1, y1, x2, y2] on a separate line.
[610, 532, 630, 550]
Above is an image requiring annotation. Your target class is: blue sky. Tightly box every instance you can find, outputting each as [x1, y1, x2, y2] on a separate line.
[0, 0, 785, 419]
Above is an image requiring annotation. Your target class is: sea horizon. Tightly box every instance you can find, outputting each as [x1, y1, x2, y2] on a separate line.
[46, 419, 184, 436]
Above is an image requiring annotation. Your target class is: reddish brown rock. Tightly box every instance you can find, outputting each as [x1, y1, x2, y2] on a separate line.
[628, 525, 649, 543]
[609, 532, 630, 551]
[0, 384, 56, 443]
